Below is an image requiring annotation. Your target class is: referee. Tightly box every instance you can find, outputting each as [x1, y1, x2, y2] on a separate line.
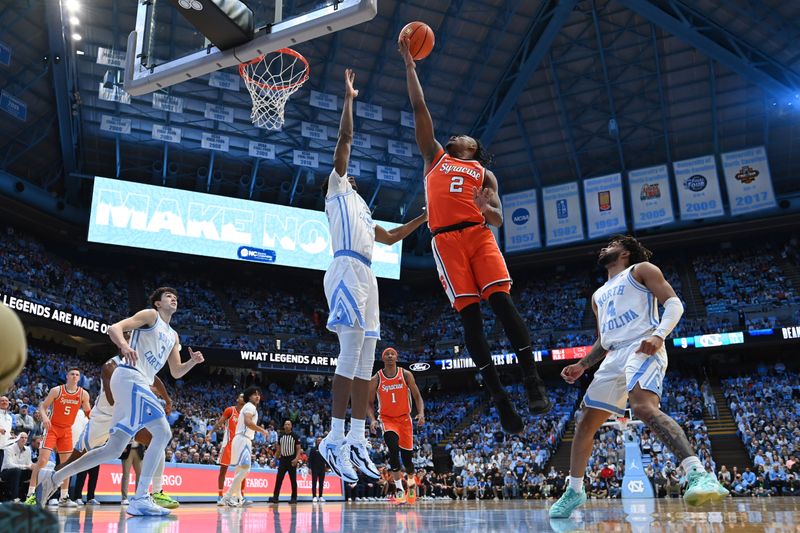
[270, 420, 303, 503]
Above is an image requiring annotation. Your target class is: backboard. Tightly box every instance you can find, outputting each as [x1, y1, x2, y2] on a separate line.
[124, 0, 377, 96]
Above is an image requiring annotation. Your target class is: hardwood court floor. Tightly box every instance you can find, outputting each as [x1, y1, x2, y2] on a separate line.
[55, 497, 800, 532]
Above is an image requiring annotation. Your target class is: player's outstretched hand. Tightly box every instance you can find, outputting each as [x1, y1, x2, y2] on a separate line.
[637, 335, 663, 356]
[561, 363, 585, 384]
[344, 68, 359, 99]
[472, 186, 493, 213]
[415, 413, 425, 426]
[188, 347, 205, 364]
[370, 419, 379, 434]
[398, 35, 415, 68]
[121, 345, 138, 366]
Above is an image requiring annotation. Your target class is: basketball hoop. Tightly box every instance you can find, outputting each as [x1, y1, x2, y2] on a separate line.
[239, 48, 310, 130]
[616, 417, 629, 430]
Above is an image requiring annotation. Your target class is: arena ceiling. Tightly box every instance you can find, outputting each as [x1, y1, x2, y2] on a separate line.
[2, 0, 800, 224]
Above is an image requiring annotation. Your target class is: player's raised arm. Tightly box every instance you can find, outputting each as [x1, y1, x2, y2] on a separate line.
[398, 37, 442, 168]
[473, 170, 503, 227]
[375, 209, 428, 245]
[404, 369, 425, 426]
[167, 336, 204, 379]
[332, 68, 358, 179]
[108, 309, 158, 365]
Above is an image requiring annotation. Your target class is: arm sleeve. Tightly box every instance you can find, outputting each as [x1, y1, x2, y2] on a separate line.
[653, 297, 683, 339]
[326, 168, 351, 197]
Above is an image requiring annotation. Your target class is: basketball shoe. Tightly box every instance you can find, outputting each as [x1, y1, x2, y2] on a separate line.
[684, 466, 729, 506]
[548, 486, 587, 519]
[348, 439, 381, 479]
[151, 490, 180, 509]
[126, 495, 170, 516]
[320, 434, 358, 483]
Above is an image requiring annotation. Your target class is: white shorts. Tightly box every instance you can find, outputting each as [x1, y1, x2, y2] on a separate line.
[324, 255, 380, 338]
[76, 399, 114, 452]
[110, 366, 166, 437]
[582, 338, 668, 416]
[230, 435, 252, 468]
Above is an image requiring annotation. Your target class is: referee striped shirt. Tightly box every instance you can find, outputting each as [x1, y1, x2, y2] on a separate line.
[278, 432, 299, 459]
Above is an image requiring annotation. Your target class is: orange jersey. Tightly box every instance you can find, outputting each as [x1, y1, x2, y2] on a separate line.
[424, 150, 486, 232]
[222, 406, 240, 446]
[50, 385, 83, 428]
[377, 369, 412, 418]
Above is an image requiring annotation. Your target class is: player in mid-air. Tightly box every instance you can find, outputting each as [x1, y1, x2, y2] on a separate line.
[35, 287, 204, 516]
[26, 368, 91, 507]
[549, 235, 728, 518]
[221, 386, 266, 507]
[367, 347, 425, 505]
[318, 69, 428, 483]
[209, 392, 247, 505]
[399, 38, 550, 434]
[52, 354, 179, 509]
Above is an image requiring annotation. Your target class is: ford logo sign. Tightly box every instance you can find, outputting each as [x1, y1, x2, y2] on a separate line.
[409, 362, 430, 372]
[683, 174, 707, 192]
[511, 208, 529, 226]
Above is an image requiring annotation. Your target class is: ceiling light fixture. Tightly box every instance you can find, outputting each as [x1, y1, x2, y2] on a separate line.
[71, 33, 82, 41]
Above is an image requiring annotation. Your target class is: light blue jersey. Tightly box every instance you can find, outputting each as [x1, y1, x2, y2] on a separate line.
[593, 264, 659, 350]
[325, 169, 376, 263]
[128, 313, 177, 385]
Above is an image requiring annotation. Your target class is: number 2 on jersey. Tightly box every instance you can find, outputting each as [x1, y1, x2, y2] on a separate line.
[449, 176, 464, 193]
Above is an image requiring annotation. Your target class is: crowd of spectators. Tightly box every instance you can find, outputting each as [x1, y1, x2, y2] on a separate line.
[722, 363, 800, 496]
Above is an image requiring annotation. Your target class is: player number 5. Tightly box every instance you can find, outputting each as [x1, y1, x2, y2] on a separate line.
[64, 405, 71, 415]
[449, 176, 464, 193]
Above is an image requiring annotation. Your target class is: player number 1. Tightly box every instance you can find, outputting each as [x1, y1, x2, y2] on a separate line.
[391, 392, 397, 403]
[449, 176, 464, 193]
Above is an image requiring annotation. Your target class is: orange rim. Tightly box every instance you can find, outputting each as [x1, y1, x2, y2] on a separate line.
[239, 48, 310, 91]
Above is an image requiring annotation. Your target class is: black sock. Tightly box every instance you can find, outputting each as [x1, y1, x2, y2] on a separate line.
[488, 292, 541, 380]
[459, 303, 505, 398]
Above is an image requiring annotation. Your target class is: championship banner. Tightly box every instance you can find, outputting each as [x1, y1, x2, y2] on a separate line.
[543, 182, 583, 246]
[502, 189, 540, 252]
[673, 155, 724, 220]
[93, 462, 344, 503]
[720, 146, 777, 215]
[88, 177, 402, 279]
[583, 173, 626, 239]
[627, 165, 675, 229]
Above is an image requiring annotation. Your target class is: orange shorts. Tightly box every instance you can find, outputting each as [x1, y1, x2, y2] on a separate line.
[431, 224, 511, 311]
[43, 425, 73, 454]
[217, 441, 233, 466]
[382, 414, 413, 450]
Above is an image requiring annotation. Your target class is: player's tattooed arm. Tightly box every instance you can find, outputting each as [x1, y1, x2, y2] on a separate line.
[578, 339, 608, 370]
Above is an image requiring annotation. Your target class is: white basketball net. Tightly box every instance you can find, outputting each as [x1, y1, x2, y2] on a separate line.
[239, 48, 309, 130]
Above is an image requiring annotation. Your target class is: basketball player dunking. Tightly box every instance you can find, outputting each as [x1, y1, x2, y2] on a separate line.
[26, 368, 91, 507]
[399, 38, 550, 433]
[36, 287, 204, 516]
[319, 69, 427, 483]
[210, 393, 247, 505]
[367, 347, 425, 505]
[549, 236, 728, 518]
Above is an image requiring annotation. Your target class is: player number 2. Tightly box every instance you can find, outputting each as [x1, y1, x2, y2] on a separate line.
[449, 176, 464, 193]
[391, 392, 397, 403]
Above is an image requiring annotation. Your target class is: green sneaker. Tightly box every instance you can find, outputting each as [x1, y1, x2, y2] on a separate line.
[549, 487, 587, 519]
[23, 494, 37, 506]
[150, 490, 180, 509]
[684, 468, 727, 506]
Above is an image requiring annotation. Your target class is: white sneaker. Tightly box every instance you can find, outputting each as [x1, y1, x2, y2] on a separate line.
[217, 497, 226, 506]
[121, 499, 130, 505]
[319, 435, 358, 483]
[59, 497, 78, 508]
[87, 499, 101, 505]
[126, 495, 170, 516]
[76, 499, 85, 506]
[312, 497, 318, 502]
[46, 498, 59, 507]
[319, 497, 325, 503]
[348, 439, 381, 479]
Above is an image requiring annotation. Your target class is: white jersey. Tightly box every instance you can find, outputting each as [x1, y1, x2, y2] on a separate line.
[235, 402, 258, 440]
[128, 312, 177, 385]
[593, 264, 659, 350]
[325, 169, 376, 263]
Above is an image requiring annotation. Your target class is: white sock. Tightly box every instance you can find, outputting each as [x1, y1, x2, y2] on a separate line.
[681, 456, 704, 473]
[152, 453, 165, 493]
[395, 479, 404, 491]
[330, 417, 346, 441]
[347, 419, 366, 442]
[568, 476, 584, 491]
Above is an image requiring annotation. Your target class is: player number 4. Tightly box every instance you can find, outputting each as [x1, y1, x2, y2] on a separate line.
[449, 176, 464, 193]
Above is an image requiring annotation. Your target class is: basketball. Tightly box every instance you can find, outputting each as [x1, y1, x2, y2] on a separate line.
[0, 305, 26, 394]
[399, 21, 435, 60]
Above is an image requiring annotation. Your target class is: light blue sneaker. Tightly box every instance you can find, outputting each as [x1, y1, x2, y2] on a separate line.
[684, 468, 728, 506]
[320, 434, 358, 483]
[35, 468, 57, 509]
[126, 495, 170, 516]
[549, 487, 587, 519]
